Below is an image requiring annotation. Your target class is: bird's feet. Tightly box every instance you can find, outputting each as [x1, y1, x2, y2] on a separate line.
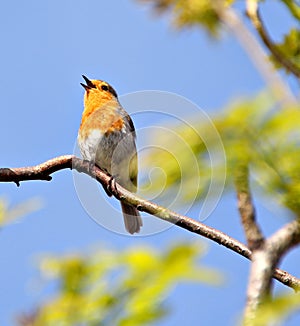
[107, 175, 119, 198]
[99, 169, 119, 198]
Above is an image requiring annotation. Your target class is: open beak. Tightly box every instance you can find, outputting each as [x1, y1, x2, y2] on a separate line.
[80, 75, 96, 91]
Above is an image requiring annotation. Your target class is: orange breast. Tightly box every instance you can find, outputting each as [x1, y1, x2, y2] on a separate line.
[79, 104, 124, 140]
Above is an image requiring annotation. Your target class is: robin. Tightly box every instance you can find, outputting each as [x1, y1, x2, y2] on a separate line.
[78, 75, 142, 234]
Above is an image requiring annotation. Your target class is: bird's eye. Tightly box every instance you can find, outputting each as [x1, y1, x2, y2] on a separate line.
[101, 85, 109, 91]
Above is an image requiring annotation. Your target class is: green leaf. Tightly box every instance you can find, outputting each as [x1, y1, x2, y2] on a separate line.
[20, 242, 221, 326]
[0, 197, 42, 228]
[249, 292, 300, 326]
[269, 28, 300, 73]
[137, 0, 236, 37]
[142, 92, 300, 216]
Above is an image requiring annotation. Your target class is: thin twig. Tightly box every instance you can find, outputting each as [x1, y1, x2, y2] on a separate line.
[234, 165, 264, 250]
[246, 0, 300, 79]
[0, 155, 299, 291]
[237, 192, 264, 249]
[282, 0, 300, 21]
[218, 6, 296, 104]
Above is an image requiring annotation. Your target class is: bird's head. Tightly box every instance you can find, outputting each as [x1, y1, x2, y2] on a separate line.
[81, 75, 118, 109]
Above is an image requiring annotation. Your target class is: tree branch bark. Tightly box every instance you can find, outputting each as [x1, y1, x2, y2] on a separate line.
[234, 165, 264, 250]
[0, 155, 299, 291]
[244, 220, 300, 324]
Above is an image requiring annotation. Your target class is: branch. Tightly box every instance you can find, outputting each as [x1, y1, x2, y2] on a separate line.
[217, 7, 296, 105]
[244, 219, 300, 323]
[234, 165, 264, 250]
[246, 0, 300, 79]
[268, 219, 300, 258]
[0, 156, 72, 186]
[237, 192, 264, 248]
[0, 155, 299, 291]
[234, 166, 300, 322]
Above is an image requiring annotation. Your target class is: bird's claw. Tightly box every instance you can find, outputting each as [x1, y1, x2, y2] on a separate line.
[104, 174, 120, 199]
[108, 175, 118, 195]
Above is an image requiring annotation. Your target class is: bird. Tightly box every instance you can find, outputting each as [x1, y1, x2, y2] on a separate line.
[78, 75, 142, 234]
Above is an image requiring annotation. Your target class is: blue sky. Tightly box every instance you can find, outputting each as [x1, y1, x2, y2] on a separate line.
[0, 1, 299, 325]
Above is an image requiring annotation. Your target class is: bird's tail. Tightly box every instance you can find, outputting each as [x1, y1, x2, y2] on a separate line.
[121, 202, 142, 234]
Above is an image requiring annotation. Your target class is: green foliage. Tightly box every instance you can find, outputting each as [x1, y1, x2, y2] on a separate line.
[270, 28, 300, 73]
[137, 0, 235, 37]
[0, 198, 42, 228]
[0, 199, 5, 226]
[248, 292, 300, 326]
[19, 242, 221, 326]
[142, 93, 300, 215]
[138, 0, 300, 77]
